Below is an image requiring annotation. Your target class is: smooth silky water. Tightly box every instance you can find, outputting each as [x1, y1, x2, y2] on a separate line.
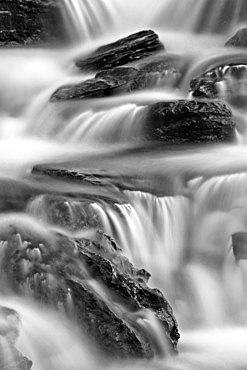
[2, 0, 247, 369]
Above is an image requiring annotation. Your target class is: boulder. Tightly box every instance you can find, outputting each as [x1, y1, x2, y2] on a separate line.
[225, 28, 247, 48]
[0, 0, 68, 46]
[0, 222, 179, 359]
[75, 30, 165, 72]
[144, 100, 235, 143]
[0, 307, 32, 369]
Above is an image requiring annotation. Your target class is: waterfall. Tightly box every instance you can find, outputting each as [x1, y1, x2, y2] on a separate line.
[1, 0, 247, 369]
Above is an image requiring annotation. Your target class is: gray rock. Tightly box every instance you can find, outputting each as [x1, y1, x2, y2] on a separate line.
[225, 28, 247, 48]
[232, 232, 247, 261]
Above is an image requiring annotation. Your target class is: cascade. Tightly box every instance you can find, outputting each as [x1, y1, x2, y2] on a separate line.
[1, 0, 247, 369]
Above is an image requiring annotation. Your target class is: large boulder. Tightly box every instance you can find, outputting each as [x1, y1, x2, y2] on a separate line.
[0, 217, 179, 359]
[144, 100, 235, 143]
[232, 232, 247, 261]
[0, 0, 68, 46]
[75, 30, 165, 72]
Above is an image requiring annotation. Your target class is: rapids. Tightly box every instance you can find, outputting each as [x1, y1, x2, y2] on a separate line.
[1, 0, 247, 369]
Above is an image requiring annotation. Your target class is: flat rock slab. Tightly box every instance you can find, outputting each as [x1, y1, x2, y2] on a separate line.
[144, 100, 235, 143]
[0, 0, 68, 46]
[75, 30, 165, 72]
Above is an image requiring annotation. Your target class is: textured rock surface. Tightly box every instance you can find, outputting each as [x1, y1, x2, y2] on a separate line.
[144, 100, 235, 143]
[225, 28, 247, 48]
[0, 223, 179, 359]
[0, 0, 68, 46]
[75, 30, 165, 72]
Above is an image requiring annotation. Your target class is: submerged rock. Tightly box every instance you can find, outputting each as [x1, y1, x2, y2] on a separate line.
[0, 307, 32, 369]
[144, 100, 235, 143]
[0, 221, 179, 359]
[225, 28, 247, 48]
[75, 30, 165, 72]
[0, 0, 68, 46]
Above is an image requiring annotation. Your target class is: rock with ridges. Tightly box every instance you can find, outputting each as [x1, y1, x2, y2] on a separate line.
[144, 100, 235, 143]
[75, 30, 165, 72]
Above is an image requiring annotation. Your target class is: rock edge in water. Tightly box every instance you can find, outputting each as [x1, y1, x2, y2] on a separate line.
[1, 221, 179, 359]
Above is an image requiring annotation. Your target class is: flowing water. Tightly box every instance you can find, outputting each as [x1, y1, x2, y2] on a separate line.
[2, 0, 247, 369]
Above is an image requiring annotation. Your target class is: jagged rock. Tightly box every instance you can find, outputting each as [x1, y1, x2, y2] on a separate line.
[0, 222, 179, 359]
[50, 67, 138, 101]
[0, 0, 68, 46]
[51, 54, 190, 101]
[232, 232, 247, 261]
[75, 30, 165, 72]
[0, 307, 32, 369]
[144, 100, 235, 143]
[27, 194, 100, 232]
[225, 28, 247, 48]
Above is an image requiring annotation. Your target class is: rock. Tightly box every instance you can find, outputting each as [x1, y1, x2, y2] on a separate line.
[0, 307, 32, 369]
[189, 64, 247, 107]
[50, 67, 138, 101]
[129, 54, 190, 91]
[144, 100, 235, 143]
[0, 221, 179, 359]
[75, 30, 165, 72]
[0, 0, 68, 46]
[26, 194, 100, 232]
[232, 232, 247, 261]
[50, 54, 190, 101]
[225, 28, 247, 48]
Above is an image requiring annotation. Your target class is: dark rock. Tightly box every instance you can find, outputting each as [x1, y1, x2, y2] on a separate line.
[27, 194, 100, 232]
[75, 30, 165, 72]
[0, 0, 68, 46]
[232, 232, 247, 261]
[50, 54, 190, 101]
[144, 100, 235, 143]
[0, 224, 179, 359]
[50, 67, 138, 101]
[189, 64, 247, 107]
[225, 28, 247, 48]
[129, 54, 190, 91]
[0, 307, 32, 369]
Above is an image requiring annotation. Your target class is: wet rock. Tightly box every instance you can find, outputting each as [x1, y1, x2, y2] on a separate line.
[75, 30, 165, 72]
[51, 54, 190, 101]
[0, 0, 68, 46]
[50, 67, 138, 101]
[189, 64, 247, 107]
[129, 54, 190, 91]
[0, 307, 32, 369]
[232, 232, 247, 261]
[144, 100, 235, 143]
[225, 28, 247, 48]
[27, 194, 100, 232]
[0, 224, 179, 359]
